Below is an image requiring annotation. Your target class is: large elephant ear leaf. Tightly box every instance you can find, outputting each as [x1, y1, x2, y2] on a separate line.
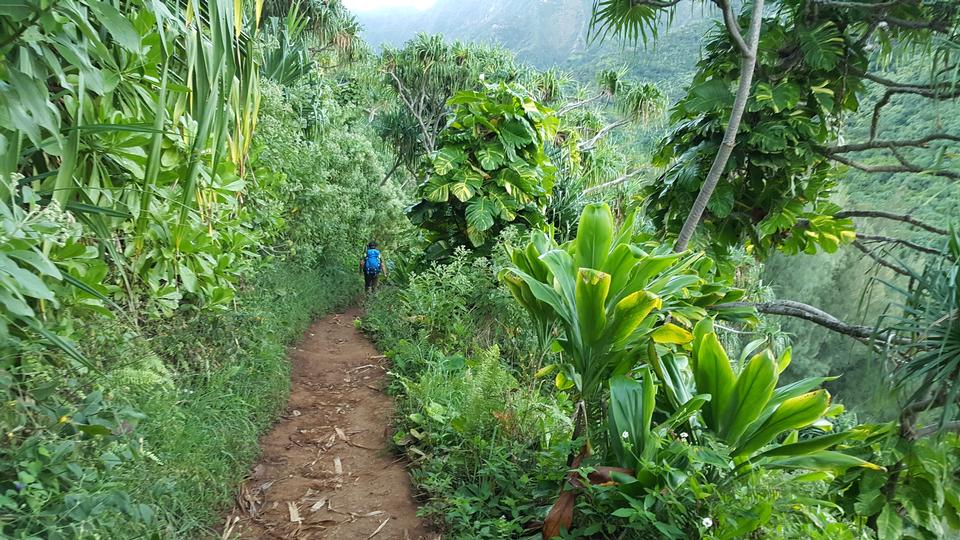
[575, 202, 614, 271]
[465, 198, 497, 232]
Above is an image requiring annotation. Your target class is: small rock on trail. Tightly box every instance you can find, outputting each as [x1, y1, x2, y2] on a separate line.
[223, 308, 433, 540]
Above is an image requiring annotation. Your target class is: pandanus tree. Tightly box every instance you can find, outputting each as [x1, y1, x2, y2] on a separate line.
[1, 0, 263, 330]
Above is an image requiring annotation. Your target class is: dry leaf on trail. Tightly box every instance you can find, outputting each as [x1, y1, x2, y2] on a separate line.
[309, 499, 327, 512]
[362, 511, 385, 517]
[287, 502, 303, 523]
[335, 427, 347, 440]
[333, 457, 343, 475]
[367, 517, 391, 539]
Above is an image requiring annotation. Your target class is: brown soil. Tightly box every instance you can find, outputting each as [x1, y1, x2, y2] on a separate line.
[222, 308, 433, 540]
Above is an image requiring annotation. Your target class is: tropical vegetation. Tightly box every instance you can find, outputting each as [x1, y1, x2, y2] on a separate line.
[2, 0, 959, 538]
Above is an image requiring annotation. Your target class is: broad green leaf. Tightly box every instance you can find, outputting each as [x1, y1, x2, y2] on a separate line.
[776, 347, 792, 373]
[707, 182, 735, 218]
[449, 182, 476, 202]
[692, 319, 735, 431]
[431, 146, 466, 176]
[476, 146, 506, 170]
[764, 450, 885, 472]
[575, 202, 614, 270]
[877, 504, 904, 540]
[608, 368, 657, 470]
[721, 350, 778, 443]
[754, 430, 857, 460]
[606, 290, 661, 345]
[684, 79, 734, 113]
[651, 322, 693, 344]
[735, 390, 831, 457]
[575, 268, 611, 342]
[466, 198, 497, 231]
[89, 1, 142, 52]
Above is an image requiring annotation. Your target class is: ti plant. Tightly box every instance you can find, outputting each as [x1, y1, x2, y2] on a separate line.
[690, 318, 882, 470]
[501, 202, 749, 414]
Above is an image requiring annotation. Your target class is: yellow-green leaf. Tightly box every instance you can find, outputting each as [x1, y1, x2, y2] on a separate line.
[651, 322, 693, 344]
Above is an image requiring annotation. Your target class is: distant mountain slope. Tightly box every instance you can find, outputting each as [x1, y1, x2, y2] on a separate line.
[355, 0, 714, 91]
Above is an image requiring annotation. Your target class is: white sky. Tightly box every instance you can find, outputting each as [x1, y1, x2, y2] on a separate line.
[342, 0, 438, 12]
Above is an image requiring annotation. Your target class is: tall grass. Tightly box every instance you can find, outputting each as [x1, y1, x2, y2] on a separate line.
[110, 262, 358, 537]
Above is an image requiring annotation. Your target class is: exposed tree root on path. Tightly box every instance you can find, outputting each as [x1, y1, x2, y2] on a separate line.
[222, 308, 433, 539]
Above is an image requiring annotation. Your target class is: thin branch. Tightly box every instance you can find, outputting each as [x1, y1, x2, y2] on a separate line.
[631, 0, 684, 7]
[834, 210, 948, 236]
[870, 90, 892, 140]
[674, 0, 765, 252]
[718, 300, 883, 340]
[827, 152, 960, 181]
[558, 93, 605, 115]
[857, 234, 944, 256]
[812, 0, 902, 8]
[380, 156, 403, 186]
[0, 1, 58, 51]
[882, 15, 951, 32]
[915, 421, 960, 439]
[904, 389, 951, 415]
[717, 0, 751, 57]
[578, 119, 629, 152]
[827, 134, 960, 154]
[852, 239, 912, 277]
[581, 168, 648, 195]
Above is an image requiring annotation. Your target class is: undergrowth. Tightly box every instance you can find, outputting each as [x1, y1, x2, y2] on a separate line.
[1, 262, 357, 538]
[363, 248, 574, 539]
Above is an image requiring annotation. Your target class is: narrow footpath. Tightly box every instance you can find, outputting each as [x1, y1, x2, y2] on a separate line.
[223, 308, 432, 540]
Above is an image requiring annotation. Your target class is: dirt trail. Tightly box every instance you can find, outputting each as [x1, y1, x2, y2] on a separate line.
[223, 308, 432, 540]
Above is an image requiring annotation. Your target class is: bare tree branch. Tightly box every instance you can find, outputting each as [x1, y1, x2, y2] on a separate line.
[915, 421, 960, 438]
[557, 93, 606, 115]
[581, 168, 648, 195]
[631, 0, 684, 7]
[857, 234, 944, 256]
[826, 152, 960, 181]
[852, 239, 912, 277]
[812, 0, 902, 8]
[827, 134, 960, 153]
[385, 68, 437, 154]
[883, 15, 951, 32]
[834, 210, 949, 236]
[717, 299, 883, 340]
[717, 0, 751, 57]
[578, 119, 629, 152]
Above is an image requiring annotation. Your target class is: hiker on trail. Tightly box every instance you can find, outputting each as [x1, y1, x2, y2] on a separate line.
[360, 241, 387, 292]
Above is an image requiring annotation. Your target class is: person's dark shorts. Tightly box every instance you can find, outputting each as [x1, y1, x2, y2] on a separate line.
[364, 272, 379, 291]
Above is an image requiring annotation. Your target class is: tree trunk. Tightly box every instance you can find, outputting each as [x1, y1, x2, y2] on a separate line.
[673, 0, 765, 252]
[380, 156, 403, 186]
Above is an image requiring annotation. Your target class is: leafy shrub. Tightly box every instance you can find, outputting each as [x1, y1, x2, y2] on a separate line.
[392, 346, 572, 538]
[364, 242, 538, 366]
[0, 262, 358, 538]
[409, 83, 559, 257]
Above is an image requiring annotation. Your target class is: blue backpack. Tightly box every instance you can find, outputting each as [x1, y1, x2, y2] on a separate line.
[364, 248, 382, 275]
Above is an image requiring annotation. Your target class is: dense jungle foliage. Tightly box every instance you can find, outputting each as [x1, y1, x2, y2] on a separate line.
[2, 0, 959, 539]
